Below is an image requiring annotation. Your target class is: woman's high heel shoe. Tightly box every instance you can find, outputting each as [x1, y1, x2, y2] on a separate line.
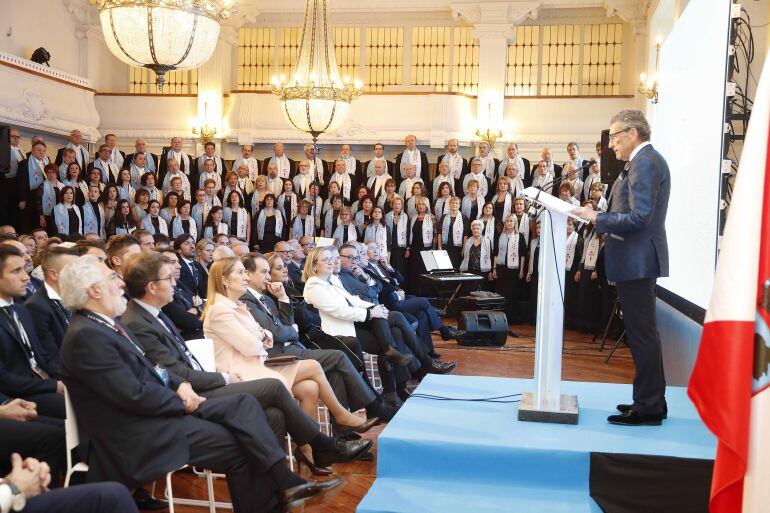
[332, 416, 380, 435]
[295, 451, 333, 476]
[382, 347, 413, 367]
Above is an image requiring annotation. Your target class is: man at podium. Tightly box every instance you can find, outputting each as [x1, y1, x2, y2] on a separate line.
[575, 109, 670, 427]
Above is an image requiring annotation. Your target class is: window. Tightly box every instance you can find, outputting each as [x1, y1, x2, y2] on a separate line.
[505, 25, 539, 96]
[411, 26, 451, 91]
[237, 28, 275, 90]
[278, 27, 303, 79]
[365, 27, 404, 91]
[540, 24, 581, 96]
[334, 27, 361, 83]
[452, 26, 479, 94]
[582, 23, 623, 96]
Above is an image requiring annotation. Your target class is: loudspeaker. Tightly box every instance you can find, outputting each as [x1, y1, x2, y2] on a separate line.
[457, 310, 508, 347]
[599, 128, 625, 185]
[0, 125, 9, 175]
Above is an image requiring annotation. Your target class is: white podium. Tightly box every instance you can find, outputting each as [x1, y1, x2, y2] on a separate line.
[517, 187, 587, 425]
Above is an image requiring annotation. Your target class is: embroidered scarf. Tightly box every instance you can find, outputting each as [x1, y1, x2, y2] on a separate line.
[277, 193, 298, 221]
[41, 180, 62, 215]
[441, 153, 464, 180]
[400, 149, 422, 179]
[82, 201, 103, 237]
[566, 231, 579, 269]
[461, 237, 492, 272]
[583, 231, 600, 270]
[171, 216, 198, 241]
[496, 231, 521, 269]
[331, 172, 352, 201]
[386, 211, 408, 247]
[292, 214, 315, 239]
[256, 209, 283, 240]
[269, 155, 291, 179]
[528, 238, 539, 275]
[333, 223, 358, 243]
[141, 215, 168, 236]
[54, 204, 82, 235]
[364, 223, 388, 258]
[461, 195, 484, 220]
[410, 214, 433, 247]
[441, 214, 464, 246]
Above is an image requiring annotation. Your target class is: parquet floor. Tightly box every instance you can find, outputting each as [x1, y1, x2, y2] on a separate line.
[165, 324, 635, 513]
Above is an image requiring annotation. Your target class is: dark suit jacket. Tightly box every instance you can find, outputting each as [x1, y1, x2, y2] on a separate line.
[0, 303, 59, 398]
[177, 257, 207, 298]
[240, 291, 299, 345]
[363, 264, 401, 309]
[24, 285, 68, 370]
[395, 151, 430, 183]
[594, 144, 670, 282]
[121, 152, 159, 171]
[59, 312, 187, 487]
[162, 287, 204, 340]
[16, 159, 38, 204]
[287, 262, 303, 291]
[55, 146, 90, 167]
[122, 300, 224, 392]
[337, 269, 380, 304]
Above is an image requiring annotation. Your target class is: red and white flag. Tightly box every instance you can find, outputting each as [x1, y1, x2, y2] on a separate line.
[688, 54, 770, 513]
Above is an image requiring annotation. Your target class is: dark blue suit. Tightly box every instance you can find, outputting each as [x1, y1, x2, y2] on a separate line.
[595, 143, 669, 416]
[177, 257, 207, 298]
[25, 284, 69, 359]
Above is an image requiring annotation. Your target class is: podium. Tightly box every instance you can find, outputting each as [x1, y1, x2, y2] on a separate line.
[517, 187, 587, 425]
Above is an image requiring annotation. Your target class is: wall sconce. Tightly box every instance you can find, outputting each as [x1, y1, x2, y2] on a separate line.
[192, 102, 217, 144]
[639, 37, 661, 104]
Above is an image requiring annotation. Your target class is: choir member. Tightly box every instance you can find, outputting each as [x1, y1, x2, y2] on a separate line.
[474, 141, 499, 182]
[57, 148, 76, 181]
[170, 199, 198, 241]
[322, 194, 343, 237]
[540, 147, 562, 180]
[82, 185, 106, 238]
[494, 214, 527, 324]
[434, 182, 452, 219]
[395, 134, 429, 182]
[277, 179, 298, 225]
[122, 138, 158, 173]
[53, 186, 83, 238]
[129, 152, 153, 190]
[198, 157, 222, 192]
[159, 191, 178, 225]
[291, 199, 316, 241]
[261, 141, 294, 179]
[293, 159, 315, 199]
[252, 193, 283, 252]
[354, 196, 374, 234]
[462, 157, 491, 199]
[141, 199, 169, 237]
[201, 205, 229, 240]
[498, 142, 530, 185]
[564, 217, 582, 330]
[367, 159, 392, 204]
[558, 182, 580, 207]
[532, 160, 555, 195]
[437, 196, 468, 269]
[115, 168, 134, 204]
[406, 182, 429, 218]
[574, 201, 602, 334]
[160, 157, 191, 199]
[363, 143, 393, 180]
[55, 129, 90, 169]
[17, 140, 47, 233]
[492, 177, 513, 226]
[132, 188, 150, 225]
[339, 144, 360, 177]
[562, 161, 584, 200]
[512, 197, 531, 245]
[251, 175, 268, 215]
[139, 171, 163, 204]
[265, 162, 285, 197]
[106, 199, 136, 236]
[234, 163, 256, 197]
[564, 141, 589, 180]
[385, 195, 409, 278]
[397, 164, 423, 200]
[168, 176, 189, 204]
[329, 159, 357, 204]
[39, 164, 63, 234]
[191, 188, 210, 231]
[62, 162, 86, 205]
[378, 179, 398, 214]
[223, 190, 250, 243]
[159, 136, 193, 183]
[479, 202, 499, 250]
[525, 220, 542, 324]
[332, 206, 359, 244]
[432, 162, 455, 200]
[583, 160, 602, 202]
[589, 182, 608, 212]
[219, 171, 245, 206]
[461, 179, 484, 220]
[460, 219, 493, 290]
[4, 128, 23, 224]
[104, 133, 125, 169]
[324, 181, 342, 213]
[231, 144, 260, 181]
[351, 185, 370, 214]
[302, 143, 327, 188]
[363, 206, 388, 258]
[83, 166, 105, 199]
[405, 196, 434, 294]
[437, 139, 466, 194]
[307, 182, 323, 228]
[99, 184, 119, 225]
[89, 144, 120, 184]
[196, 141, 226, 177]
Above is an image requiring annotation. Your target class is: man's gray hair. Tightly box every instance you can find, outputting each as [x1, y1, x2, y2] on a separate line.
[213, 246, 236, 261]
[59, 254, 103, 310]
[610, 109, 651, 142]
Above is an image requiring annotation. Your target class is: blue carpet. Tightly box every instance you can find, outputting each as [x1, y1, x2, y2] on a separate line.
[357, 375, 715, 513]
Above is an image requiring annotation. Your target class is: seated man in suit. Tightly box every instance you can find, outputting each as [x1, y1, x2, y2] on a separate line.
[105, 235, 141, 280]
[25, 247, 78, 372]
[240, 252, 395, 422]
[273, 241, 303, 291]
[156, 247, 204, 339]
[58, 254, 342, 513]
[1, 240, 43, 303]
[0, 394, 65, 484]
[0, 245, 64, 420]
[175, 234, 207, 299]
[120, 251, 371, 472]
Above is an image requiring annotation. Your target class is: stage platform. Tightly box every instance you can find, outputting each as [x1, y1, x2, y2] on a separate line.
[357, 375, 716, 513]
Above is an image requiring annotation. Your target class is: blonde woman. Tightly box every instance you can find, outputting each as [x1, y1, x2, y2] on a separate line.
[202, 257, 377, 435]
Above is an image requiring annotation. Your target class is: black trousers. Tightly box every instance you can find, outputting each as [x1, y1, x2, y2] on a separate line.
[356, 318, 410, 392]
[615, 278, 667, 416]
[25, 482, 138, 513]
[200, 378, 318, 445]
[0, 416, 66, 483]
[183, 393, 286, 513]
[268, 345, 376, 411]
[388, 311, 432, 373]
[25, 392, 66, 419]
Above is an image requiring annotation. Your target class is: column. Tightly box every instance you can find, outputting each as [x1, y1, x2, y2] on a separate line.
[196, 26, 238, 153]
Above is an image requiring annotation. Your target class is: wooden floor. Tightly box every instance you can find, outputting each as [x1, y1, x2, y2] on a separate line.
[165, 324, 635, 513]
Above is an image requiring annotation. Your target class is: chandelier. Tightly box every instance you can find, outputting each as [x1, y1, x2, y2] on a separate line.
[271, 0, 362, 143]
[90, 0, 236, 90]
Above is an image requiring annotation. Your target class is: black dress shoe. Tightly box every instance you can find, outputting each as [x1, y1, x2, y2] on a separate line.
[440, 326, 458, 341]
[331, 416, 379, 435]
[428, 350, 443, 359]
[281, 477, 345, 510]
[314, 439, 372, 467]
[382, 347, 413, 367]
[607, 410, 664, 426]
[365, 397, 397, 422]
[133, 488, 168, 511]
[427, 360, 456, 374]
[617, 403, 668, 419]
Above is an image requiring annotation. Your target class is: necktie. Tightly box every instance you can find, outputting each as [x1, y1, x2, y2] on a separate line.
[26, 281, 37, 297]
[157, 310, 203, 370]
[256, 295, 278, 326]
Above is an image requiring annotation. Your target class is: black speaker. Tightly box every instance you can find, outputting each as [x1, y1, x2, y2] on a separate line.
[599, 128, 625, 185]
[457, 310, 508, 347]
[0, 125, 9, 175]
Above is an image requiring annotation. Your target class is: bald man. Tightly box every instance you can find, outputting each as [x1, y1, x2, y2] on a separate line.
[395, 135, 429, 184]
[121, 139, 158, 173]
[55, 129, 89, 170]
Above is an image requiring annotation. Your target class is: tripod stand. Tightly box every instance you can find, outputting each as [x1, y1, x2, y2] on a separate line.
[594, 297, 626, 363]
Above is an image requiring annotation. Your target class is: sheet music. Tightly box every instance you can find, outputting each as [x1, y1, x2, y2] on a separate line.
[433, 250, 454, 271]
[421, 251, 438, 271]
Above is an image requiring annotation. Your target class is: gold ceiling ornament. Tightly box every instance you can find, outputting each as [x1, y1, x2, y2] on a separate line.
[90, 0, 237, 91]
[271, 0, 363, 143]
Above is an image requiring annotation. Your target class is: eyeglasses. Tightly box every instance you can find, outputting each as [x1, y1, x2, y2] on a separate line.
[316, 257, 335, 264]
[608, 128, 630, 141]
[340, 254, 360, 261]
[152, 275, 175, 284]
[302, 242, 316, 248]
[96, 271, 122, 285]
[275, 249, 293, 254]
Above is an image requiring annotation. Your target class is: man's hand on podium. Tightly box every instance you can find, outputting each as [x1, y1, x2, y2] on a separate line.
[573, 206, 598, 224]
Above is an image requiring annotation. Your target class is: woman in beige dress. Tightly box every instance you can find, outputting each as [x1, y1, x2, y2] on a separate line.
[202, 256, 377, 434]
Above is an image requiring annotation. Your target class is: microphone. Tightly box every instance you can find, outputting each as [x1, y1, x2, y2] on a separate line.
[527, 170, 568, 217]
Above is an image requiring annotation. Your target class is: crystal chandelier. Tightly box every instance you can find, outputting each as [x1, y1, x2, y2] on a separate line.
[90, 0, 236, 90]
[271, 0, 362, 143]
